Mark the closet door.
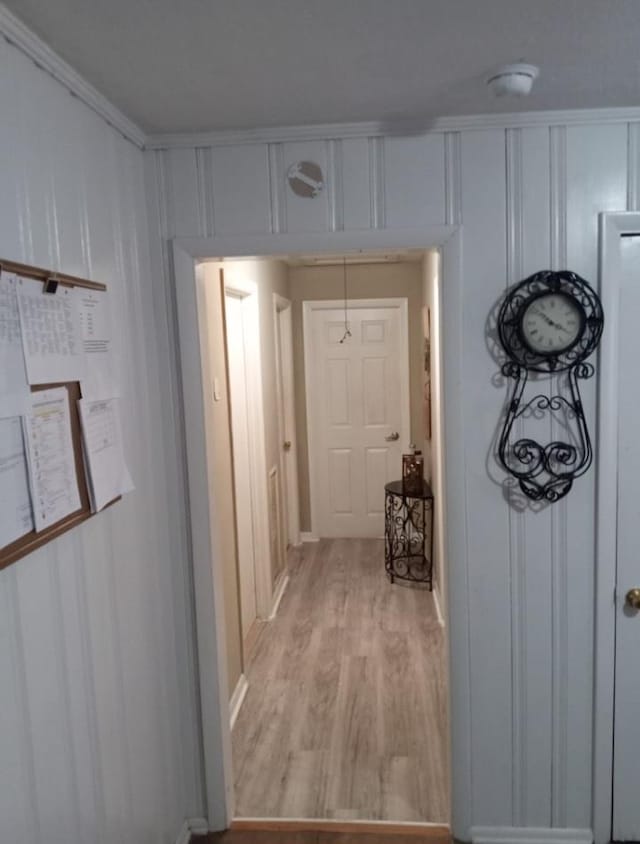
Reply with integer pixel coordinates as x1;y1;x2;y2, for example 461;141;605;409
612;233;640;841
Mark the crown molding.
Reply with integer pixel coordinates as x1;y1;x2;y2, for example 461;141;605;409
146;106;640;150
2;2;638;155
0;3;146;148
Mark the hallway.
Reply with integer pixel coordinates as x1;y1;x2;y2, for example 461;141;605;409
232;538;449;822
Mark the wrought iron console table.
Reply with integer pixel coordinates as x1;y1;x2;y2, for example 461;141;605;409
384;479;434;587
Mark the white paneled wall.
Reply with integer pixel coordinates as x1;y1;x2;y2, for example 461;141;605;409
148;115;640;839
0;36;202;844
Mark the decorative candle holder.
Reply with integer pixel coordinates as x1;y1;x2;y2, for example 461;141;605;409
402;451;424;495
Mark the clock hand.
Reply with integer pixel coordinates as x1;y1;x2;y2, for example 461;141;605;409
545;315;571;333
531;306;555;326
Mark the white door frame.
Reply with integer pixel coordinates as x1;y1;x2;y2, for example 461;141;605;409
303;297;411;540
593;211;640;844
221;270;273;624
273;293;301;547
172;227;469;837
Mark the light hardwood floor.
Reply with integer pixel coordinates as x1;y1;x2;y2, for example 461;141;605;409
231;538;449;823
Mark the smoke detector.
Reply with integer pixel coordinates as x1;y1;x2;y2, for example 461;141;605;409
486;63;539;97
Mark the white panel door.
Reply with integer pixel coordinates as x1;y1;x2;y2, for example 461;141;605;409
224;293;258;641
307;302;410;538
613;234;640;841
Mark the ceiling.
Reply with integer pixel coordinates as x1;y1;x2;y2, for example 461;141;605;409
5;0;640;135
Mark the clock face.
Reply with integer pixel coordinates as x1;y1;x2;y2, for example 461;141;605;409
520;293;584;355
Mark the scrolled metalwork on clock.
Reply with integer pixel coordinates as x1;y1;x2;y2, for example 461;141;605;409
496;270;604;503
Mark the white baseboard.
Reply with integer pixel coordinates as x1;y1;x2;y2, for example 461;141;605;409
236;816;447;829
433;585;445;628
175;821;191;844
470;827;593;844
229;674;249;729
175;817;209;844
300;531;319;542
269;572;290;619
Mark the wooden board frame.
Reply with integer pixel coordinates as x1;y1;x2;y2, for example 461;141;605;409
0;257;118;572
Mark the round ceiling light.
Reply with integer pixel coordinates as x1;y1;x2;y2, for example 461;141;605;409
486;63;539;97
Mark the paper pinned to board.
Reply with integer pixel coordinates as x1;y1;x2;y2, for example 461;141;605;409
78;397;133;513
0;415;34;547
0;273;31;417
76;289;118;400
23;387;81;532
17;276;85;384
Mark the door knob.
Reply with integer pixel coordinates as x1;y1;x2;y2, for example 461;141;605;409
625;588;640;610
385;431;400;442
283;440;292;451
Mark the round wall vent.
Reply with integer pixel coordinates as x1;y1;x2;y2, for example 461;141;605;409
287;161;324;198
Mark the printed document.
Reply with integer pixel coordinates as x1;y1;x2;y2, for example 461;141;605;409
0;273;30;416
17;277;85;384
0;416;34;546
23;387;81;531
78;397;133;512
77;289;117;399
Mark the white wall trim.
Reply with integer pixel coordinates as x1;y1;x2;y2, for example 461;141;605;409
146;106;640;150
268;572;289;620
433;585;445;628
273;293;301;547
300;531;319;543
444;132;462;227
174;817;210;844
222;270;274;621
229;674;249;730
188;817;210;836
593;212;640;844
628;123;640;212
0;4;146;148
173;227;468;836
174;820;191;844
302;297;410;540
235;817;448;830
470;827;593;844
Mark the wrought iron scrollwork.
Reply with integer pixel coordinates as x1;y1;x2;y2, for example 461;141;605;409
496;271;604;503
384;481;433;586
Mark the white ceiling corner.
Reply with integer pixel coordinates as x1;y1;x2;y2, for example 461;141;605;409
2;0;640;139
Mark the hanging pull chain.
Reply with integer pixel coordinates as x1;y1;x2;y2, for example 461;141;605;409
339;257;352;344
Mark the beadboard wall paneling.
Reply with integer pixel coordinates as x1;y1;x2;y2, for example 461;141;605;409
150;113;635;839
561;123;628;828
458;129;512;826
383;134;446;229
339;137;371;230
517;126;553;828
281;140;329;233
211;144;272;235
0;36;202;844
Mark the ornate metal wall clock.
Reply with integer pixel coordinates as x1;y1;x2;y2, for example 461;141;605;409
497;270;604;503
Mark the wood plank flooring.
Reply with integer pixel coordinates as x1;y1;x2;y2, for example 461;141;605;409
232;538;449;823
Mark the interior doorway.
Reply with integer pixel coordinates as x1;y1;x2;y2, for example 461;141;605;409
172;226;468;837
204;248;450;828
